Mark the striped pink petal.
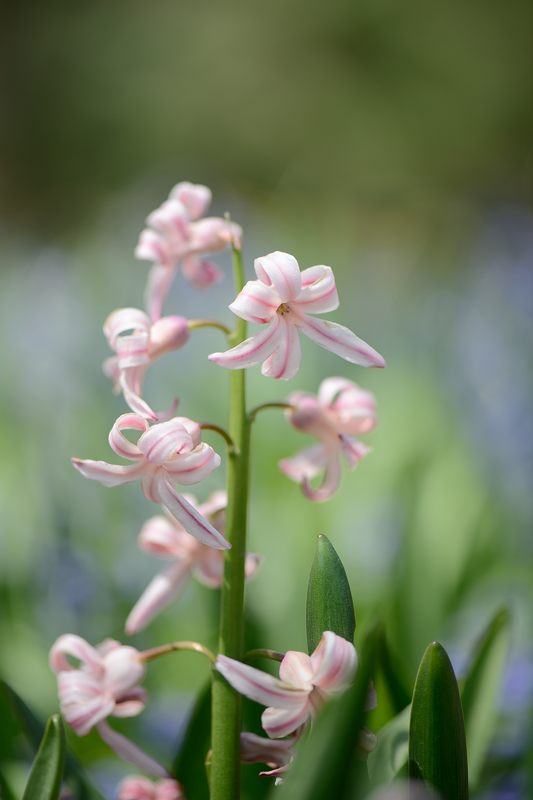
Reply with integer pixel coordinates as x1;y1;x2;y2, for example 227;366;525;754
144;263;178;322
279;651;314;690
301;452;342;502
49;634;104;676
96;721;168;778
229;280;279;324
261;316;301;380
108;414;148;459
339;435;371;468
125;560;193;635
254;252;301;302
297;315;386;368
240;731;295;767
135;230;173;266
104;308;151;348
147;198;189;239
71;458;146;488
120;368;175;423
261;701;312;739
138;514;195;559
113;689;148;718
310;631;357;692
163;443;221;485
188;218;241;254
157;478;230;550
279;444;328;483
103;647;145;696
137;419;193;465
181;255;222;287
170;181;212;220
296;266;339;314
318;377;377;434
216;656;309;709
149;316;190;360
208;317;280;370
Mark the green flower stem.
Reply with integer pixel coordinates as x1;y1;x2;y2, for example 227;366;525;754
139;641;215;664
210;244;249;800
248;401;294;421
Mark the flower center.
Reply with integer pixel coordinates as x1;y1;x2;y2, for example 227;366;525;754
277;303;291;316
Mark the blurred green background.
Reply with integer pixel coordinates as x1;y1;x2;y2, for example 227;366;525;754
1;1;532;797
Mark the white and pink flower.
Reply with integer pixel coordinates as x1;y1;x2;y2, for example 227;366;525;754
209;251;385;380
103;308;190;421
117;776;184;800
135;182;241;320
216;632;357;738
50;635;166;777
71;414;228;549
279;377;377;501
126;491;260;634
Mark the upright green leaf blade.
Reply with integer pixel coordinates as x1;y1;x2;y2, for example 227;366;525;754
22;714;65;800
461;607;511;788
368;704;411;786
173;682;211;800
306;534;355;654
409;641;469;799
275;624;380;800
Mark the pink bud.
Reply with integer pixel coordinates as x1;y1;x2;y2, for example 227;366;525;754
148;316;190;360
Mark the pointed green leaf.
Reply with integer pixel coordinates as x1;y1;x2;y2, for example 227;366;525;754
461;607;511;788
22;714;65;800
368;704;411;786
409;641;469;799
306;534;355;654
173;682;211;800
275;624;380;800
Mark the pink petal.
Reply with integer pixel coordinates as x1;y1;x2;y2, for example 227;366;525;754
108;413;148;459
216;656;309;709
113;695;148;718
229;280;279;324
310;631;357;692
147;198;189;238
157;479;231;550
240;731;294;767
301;453;342;502
119;368;160;423
149;316;190;360
339;435;371;468
297;316;386;368
181;255;222;287
135;230;172;266
163;443;221;485
261;702;312;738
125;560;193;635
144;263;178;322
198;489;227;519
319;378;377;434
96;721;168;778
116;776;155;800
170;181;212;220
61;691;115;737
208;317;280;370
104;308;151;348
71;458;146;488
49;634;104;675
188;218;241;254
254;252;301;302
295;266;339;314
193;549;225;587
261;317;302;380
279;444;328;483
103;647;145;695
137;419;193;465
138;515;194;559
279;652;314;690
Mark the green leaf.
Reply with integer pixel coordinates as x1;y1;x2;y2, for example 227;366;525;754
22;714;65;800
461;607;511;788
173;682;211;800
275;624;380;800
306;534;355;654
368;704;410;786
409;641;469;799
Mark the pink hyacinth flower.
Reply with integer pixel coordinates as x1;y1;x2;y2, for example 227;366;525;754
209;251;385;380
279;377;377;501
216;631;357;738
117;776;184;800
135;182;242;320
240;731;297;783
71;414;229;550
126;491;260;634
50;635;167;777
103;308;190;421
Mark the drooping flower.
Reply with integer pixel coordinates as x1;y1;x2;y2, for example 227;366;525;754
117;776;184;800
216;631;357;738
103;308;190;421
209;251;385;380
240;731;297;783
71;414;229;549
49;635;167;777
135;182;241;320
279;377;377;501
126;491;260;634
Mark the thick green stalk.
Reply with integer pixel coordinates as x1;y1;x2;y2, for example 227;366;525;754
210;245;249;800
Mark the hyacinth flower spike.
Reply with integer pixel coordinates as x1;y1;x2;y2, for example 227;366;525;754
50;635;167;777
71;414;229;549
126;491;260;634
135;181;242;320
216;631;357;738
209;251;385;380
117;776;185;800
279;377;377;501
103;307;190;421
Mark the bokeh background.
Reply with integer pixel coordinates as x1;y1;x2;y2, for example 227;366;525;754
1;1;532;798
